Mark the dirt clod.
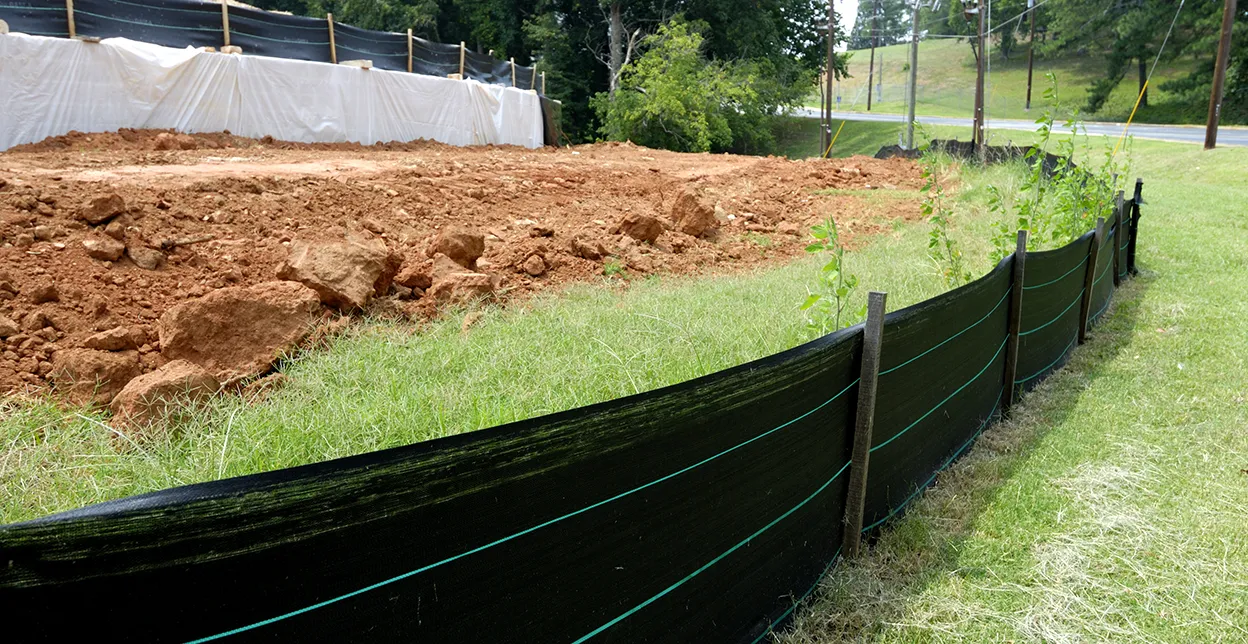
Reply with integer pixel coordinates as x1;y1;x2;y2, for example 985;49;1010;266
83;236;125;261
522;254;546;277
50;348;141;406
29;279;59;303
126;245;164;270
80;193;127;225
430;226;485;268
277;235;395;310
428;272;494;304
111;359;220;427
672;190;718;238
158;281;321;383
613;213;664;244
83;326;145;352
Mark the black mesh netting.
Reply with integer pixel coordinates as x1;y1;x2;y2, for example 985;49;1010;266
0;0;538;89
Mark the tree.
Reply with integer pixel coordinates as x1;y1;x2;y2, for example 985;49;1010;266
593;20;757;152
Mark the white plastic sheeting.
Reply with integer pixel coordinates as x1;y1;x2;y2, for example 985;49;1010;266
0;33;545;151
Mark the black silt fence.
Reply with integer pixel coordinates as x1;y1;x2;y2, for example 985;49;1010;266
0;0;70;37
0;186;1147;642
0;0;538;90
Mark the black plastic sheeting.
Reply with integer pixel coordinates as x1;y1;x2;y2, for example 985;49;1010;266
73;0;220;50
864;257;1012;531
0;0;537;89
0;197;1143;642
0;325;862;643
227;5;330;64
1016;232;1094;392
0;0;71;37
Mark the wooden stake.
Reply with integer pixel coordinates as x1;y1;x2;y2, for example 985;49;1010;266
459;41;466;78
220;0;230;47
530;64;537;91
1003;230;1027;412
1118;189;1128;288
510;57;516;87
1078;218;1105;344
327;14;336;65
843;291;887;558
406;29;413;73
541;71;546;95
65;0;76;39
1128;179;1143;275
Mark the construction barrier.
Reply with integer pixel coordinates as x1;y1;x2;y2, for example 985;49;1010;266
0;0;537;88
0;185;1147;642
0;33;546;151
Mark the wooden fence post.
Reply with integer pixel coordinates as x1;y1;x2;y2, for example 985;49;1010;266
510;57;516;87
406;29;413;73
327;14;336;65
1078;217;1105;344
220;0;230;47
1128;179;1143;275
459;41;466;78
842;290;887;558
65;0;76;39
1003;230;1027;413
1113;190;1124;287
541;71;546;95
530;64;537;91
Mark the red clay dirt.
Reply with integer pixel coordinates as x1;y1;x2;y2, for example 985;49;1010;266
0;129;925;397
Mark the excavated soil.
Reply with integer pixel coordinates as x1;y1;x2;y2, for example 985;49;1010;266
0;129;925;396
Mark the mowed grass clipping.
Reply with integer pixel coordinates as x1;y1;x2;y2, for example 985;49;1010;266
780;141;1248;641
2;175;997;524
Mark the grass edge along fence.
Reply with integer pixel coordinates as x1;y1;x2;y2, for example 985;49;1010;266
0;0;542;91
0;184;1145;642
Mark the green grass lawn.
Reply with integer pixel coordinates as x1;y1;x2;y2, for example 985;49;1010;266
3;130;1245;639
815;38;1217;125
781;138;1248;641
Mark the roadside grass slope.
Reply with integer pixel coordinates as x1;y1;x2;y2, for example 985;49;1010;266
818;38;1209;125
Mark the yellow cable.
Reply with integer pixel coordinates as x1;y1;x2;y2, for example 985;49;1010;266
823;121;847;158
1113;79;1148;159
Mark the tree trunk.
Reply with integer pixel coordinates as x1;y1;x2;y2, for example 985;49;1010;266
1138;57;1148;108
609;2;623;97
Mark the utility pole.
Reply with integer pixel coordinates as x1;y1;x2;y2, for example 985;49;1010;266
971;0;986;151
1024;0;1036;111
1205;0;1237;150
825;0;836;153
906;0;921;148
867;0;880;111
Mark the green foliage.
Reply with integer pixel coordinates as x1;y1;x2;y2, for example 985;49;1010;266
987;74;1131;261
592;21;757;153
919;151;972;287
602;257;627;278
800;218;863;334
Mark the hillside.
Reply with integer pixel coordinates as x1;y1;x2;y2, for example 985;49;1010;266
818;38;1213;124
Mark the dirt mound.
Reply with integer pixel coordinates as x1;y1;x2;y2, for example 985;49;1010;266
0;130;925;397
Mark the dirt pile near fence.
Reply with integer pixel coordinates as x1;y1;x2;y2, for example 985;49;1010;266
0;131;924;403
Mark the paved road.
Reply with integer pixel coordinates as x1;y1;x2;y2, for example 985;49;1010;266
793;108;1248;147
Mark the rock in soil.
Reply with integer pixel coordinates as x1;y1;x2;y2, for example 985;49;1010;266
127;245;165;270
428;272;494;304
158;281;321;383
28;279;59;304
0;316;18;338
277;235;398;310
671;190;718;238
429;226;485;268
83;326;145;352
50;348;141;406
613;213;663;243
82;236;125;261
110;359;220;427
79;193;127;225
522;254;546;277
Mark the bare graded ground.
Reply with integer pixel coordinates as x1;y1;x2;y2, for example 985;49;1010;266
0;129;925;395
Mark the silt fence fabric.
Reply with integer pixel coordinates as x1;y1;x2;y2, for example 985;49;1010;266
0;185;1144;641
